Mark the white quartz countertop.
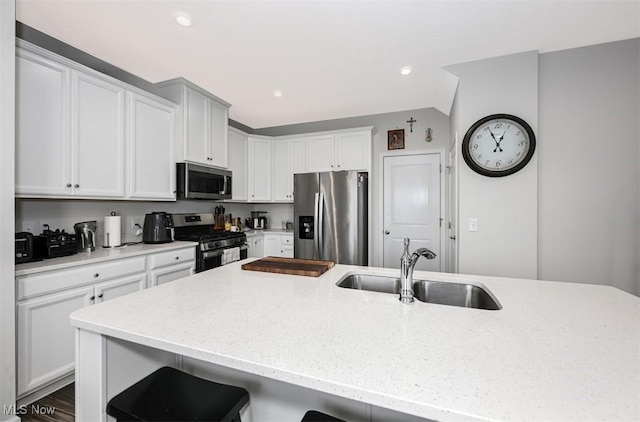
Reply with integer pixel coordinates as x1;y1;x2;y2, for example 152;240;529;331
70;261;640;421
15;241;198;276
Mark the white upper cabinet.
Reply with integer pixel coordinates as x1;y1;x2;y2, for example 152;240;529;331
248;137;272;201
128;92;176;200
306;134;336;172
156;78;230;169
15;41;178;201
72;71;126;198
15;48;71;196
273;137;306;202
228;128;248;201
183;87;208;164
272;139;292;201
306;129;371;173
335;130;370;171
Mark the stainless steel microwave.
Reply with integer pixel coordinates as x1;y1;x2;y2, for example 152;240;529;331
176;163;232;200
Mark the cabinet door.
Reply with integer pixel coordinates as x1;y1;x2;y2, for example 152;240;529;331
128;93;176;200
263;235;280;257
336;131;369;171
247;235;264;258
248;138;272;201
183;87;209;165
72;71;126;198
94;273;146;303
15;49;71;196
209;99;229;168
228;130;248;200
149;262;195;287
17;285;94;396
306;134;336;172
290;138;307;175
280;245;294;258
254;236;264;258
272;139;292;201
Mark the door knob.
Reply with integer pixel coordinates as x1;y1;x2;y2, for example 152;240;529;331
384;230;390;235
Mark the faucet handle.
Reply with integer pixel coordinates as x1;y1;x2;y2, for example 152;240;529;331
403;237;410;251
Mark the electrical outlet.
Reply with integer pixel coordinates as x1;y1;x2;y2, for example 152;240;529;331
468;218;478;232
21;221;36;233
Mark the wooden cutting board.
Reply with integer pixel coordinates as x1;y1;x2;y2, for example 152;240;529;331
241;257;335;277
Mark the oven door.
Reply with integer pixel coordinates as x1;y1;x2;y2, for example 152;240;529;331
199;244;249;273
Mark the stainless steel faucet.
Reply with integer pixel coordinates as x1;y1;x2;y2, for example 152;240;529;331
399;238;437;303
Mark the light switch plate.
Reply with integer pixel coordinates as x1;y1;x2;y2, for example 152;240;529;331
468;218;478;232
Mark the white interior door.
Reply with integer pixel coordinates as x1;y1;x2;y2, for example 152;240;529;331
383;154;441;271
447;142;459;273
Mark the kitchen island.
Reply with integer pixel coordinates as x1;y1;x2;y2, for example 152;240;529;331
70;260;640;421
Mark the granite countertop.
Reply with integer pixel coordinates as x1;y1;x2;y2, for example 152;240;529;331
15;241;198;276
70;261;640;421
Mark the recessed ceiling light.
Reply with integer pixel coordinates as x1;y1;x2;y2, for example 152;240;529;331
400;66;412;76
274;90;283;97
176;14;192;27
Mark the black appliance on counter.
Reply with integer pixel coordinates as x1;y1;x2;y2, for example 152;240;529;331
143;212;174;244
15;232;40;264
173;213;247;273
34;227;78;259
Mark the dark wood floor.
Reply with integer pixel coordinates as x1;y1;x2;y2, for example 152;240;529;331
21;383;74;422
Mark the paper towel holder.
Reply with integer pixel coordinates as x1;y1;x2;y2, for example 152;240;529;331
103;211;122;248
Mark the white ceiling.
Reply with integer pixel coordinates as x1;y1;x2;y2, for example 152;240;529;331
16;0;640;129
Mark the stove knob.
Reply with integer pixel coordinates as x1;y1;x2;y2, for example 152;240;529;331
215;242;221;247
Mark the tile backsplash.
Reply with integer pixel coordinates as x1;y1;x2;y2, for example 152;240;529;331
16;199;293;245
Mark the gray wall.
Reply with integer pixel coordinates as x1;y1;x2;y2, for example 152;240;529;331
256;108;451;267
445;51;539;280
538;38;640;295
1;1;16;418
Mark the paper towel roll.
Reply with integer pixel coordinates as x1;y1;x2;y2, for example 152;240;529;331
103;215;121;247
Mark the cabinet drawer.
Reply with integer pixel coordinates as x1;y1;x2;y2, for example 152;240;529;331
280;235;293;246
18;257;146;300
148;247;195;270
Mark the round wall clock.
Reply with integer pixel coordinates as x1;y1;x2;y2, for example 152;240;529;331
461;114;536;177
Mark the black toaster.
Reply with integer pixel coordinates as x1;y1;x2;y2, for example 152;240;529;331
15;232;40;264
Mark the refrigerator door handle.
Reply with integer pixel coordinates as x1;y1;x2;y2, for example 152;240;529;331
314;192;320;257
318;192;325;258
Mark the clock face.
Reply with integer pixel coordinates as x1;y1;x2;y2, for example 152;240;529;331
462;114;536;177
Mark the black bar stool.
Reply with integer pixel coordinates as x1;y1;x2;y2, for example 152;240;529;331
301;410;345;422
107;366;249;422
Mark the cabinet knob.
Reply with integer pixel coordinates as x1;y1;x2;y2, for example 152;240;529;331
98;293;104;299
94;273;99;278
330;165;334;168
385;231;390;235
175;256;180;260
66;183;72;188
74;184;80;188
89;295;95;301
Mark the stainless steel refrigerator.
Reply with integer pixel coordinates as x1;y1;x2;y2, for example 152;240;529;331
294;171;368;265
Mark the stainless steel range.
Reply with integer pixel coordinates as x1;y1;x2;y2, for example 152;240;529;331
172;213;248;273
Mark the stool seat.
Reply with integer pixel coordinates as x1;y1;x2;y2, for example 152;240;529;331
107;366;249;422
301;410;345;422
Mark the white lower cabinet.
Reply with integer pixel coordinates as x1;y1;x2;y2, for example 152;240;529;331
17;272;145;397
247;234;265;258
16;246;195;400
263;233;294;258
147;248;195;287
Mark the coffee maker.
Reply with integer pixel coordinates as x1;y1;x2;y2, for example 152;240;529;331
74;221;97;252
251;211;268;230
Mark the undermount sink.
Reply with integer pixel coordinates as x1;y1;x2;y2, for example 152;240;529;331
336;274;502;310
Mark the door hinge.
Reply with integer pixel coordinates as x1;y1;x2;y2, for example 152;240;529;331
440;218;443;227
440;164;442;173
